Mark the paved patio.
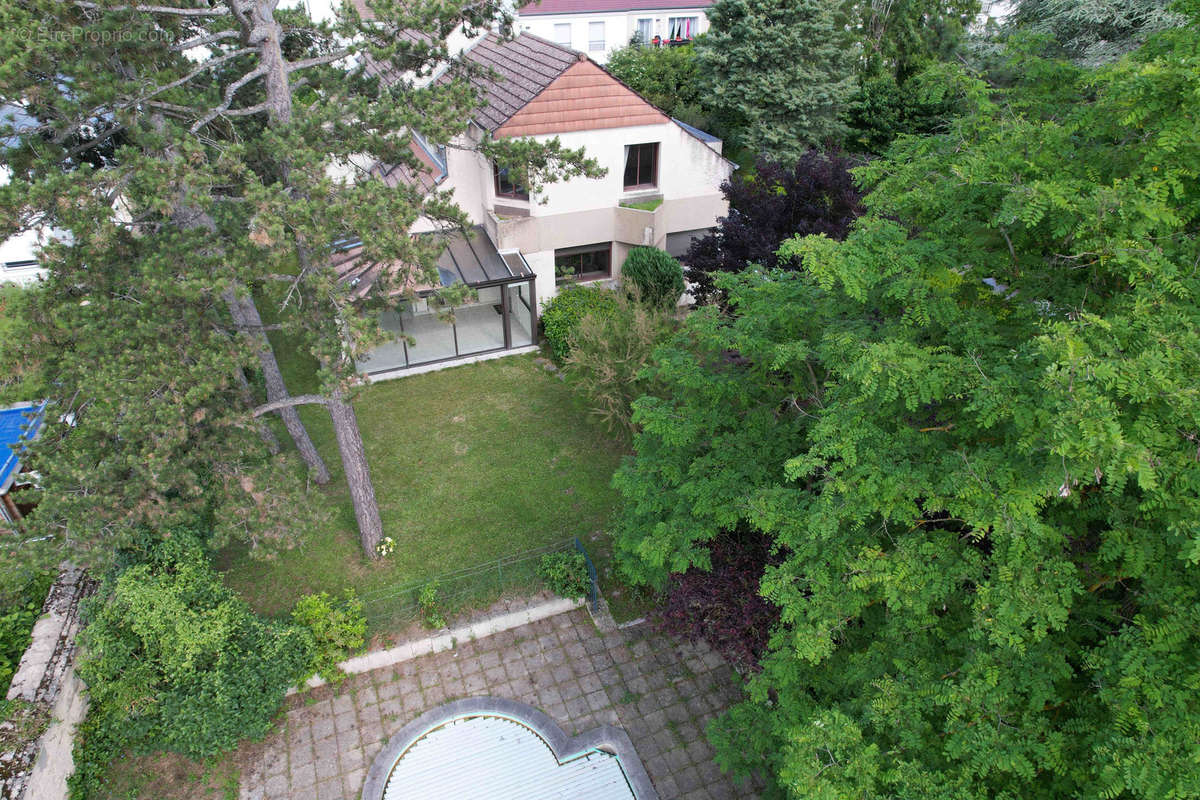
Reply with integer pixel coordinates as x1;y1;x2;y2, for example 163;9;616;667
239;608;760;800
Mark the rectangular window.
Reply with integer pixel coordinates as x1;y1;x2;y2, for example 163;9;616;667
588;21;605;51
553;22;571;47
555;243;612;283
493;162;528;201
667;16;697;39
622;142;658;190
635;18;652;45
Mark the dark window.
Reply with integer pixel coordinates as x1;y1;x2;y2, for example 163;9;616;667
623;142;658;190
493;163;528;201
555;243;612;283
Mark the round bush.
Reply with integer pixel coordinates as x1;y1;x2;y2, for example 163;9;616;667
621;247;684;307
540;284;619;363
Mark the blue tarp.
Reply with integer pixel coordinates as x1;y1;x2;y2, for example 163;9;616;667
0;402;45;492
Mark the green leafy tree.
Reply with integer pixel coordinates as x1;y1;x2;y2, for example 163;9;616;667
606;43;708;128
696;0;856;160
617;15;1200;799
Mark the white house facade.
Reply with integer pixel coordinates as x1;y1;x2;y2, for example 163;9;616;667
515;0;713;63
343;33;733;379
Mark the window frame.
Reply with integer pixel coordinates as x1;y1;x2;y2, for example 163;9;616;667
635;18;652;44
667;15;697;39
493;162;529;202
622;142;659;191
588;21;605;51
553;22;572;47
554;242;612;284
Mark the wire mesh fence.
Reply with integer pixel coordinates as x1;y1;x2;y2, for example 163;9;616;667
358;538;593;631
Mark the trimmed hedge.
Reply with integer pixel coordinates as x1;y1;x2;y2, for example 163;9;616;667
621;246;684;308
540;284;619;363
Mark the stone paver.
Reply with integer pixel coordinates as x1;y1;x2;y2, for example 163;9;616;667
239;608;760;800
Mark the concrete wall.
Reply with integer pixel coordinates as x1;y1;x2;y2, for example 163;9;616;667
2;569;94;800
516;9;711;63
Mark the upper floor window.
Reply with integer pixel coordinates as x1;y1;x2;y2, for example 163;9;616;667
634;18;652;45
623;142;658;190
588;21;605;51
493;163;528;201
667;16;697;39
553;23;571;47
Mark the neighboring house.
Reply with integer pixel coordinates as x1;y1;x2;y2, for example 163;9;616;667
0;230;48;286
0;402;45;525
515;0;713;63
343;32;733;379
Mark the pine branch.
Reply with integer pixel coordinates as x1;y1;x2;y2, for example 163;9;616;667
190;65;267;132
75;1;230;16
251;395;329;417
286;49;352;73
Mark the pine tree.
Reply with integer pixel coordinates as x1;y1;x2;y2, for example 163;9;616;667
0;0;599;564
696;0;857;160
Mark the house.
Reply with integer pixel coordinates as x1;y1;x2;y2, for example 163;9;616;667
515;0;714;63
344;32;733;378
0;231;48;286
0;402;45;524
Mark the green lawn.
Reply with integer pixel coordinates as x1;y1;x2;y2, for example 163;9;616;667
217;353;629;625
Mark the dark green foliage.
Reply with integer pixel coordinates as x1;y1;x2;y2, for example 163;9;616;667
540;285;620;363
537;551;590;600
70;534;312;795
696;0;856;160
617;18;1200;799
565;289;675;436
841;63;970;154
621;247;684;308
0;571;53;692
291;590;367;684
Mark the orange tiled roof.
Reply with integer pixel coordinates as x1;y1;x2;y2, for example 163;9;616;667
495;59;668;137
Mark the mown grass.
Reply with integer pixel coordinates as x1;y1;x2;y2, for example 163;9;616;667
216;351;632;627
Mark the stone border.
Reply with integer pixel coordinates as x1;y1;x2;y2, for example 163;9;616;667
2;567;95;800
290;597;584;694
362;697;660;800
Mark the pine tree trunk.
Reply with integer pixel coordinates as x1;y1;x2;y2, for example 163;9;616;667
326;390;383;558
244;0;382;556
224;290;332;484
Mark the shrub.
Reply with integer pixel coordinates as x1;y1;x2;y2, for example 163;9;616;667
417;582;447;629
70;534;312;796
0;571;53;693
540;284;619;363
657;529;780;669
684;150;863;305
537;551;590;600
291;590;367;684
565;289;674;436
621;247;685;308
